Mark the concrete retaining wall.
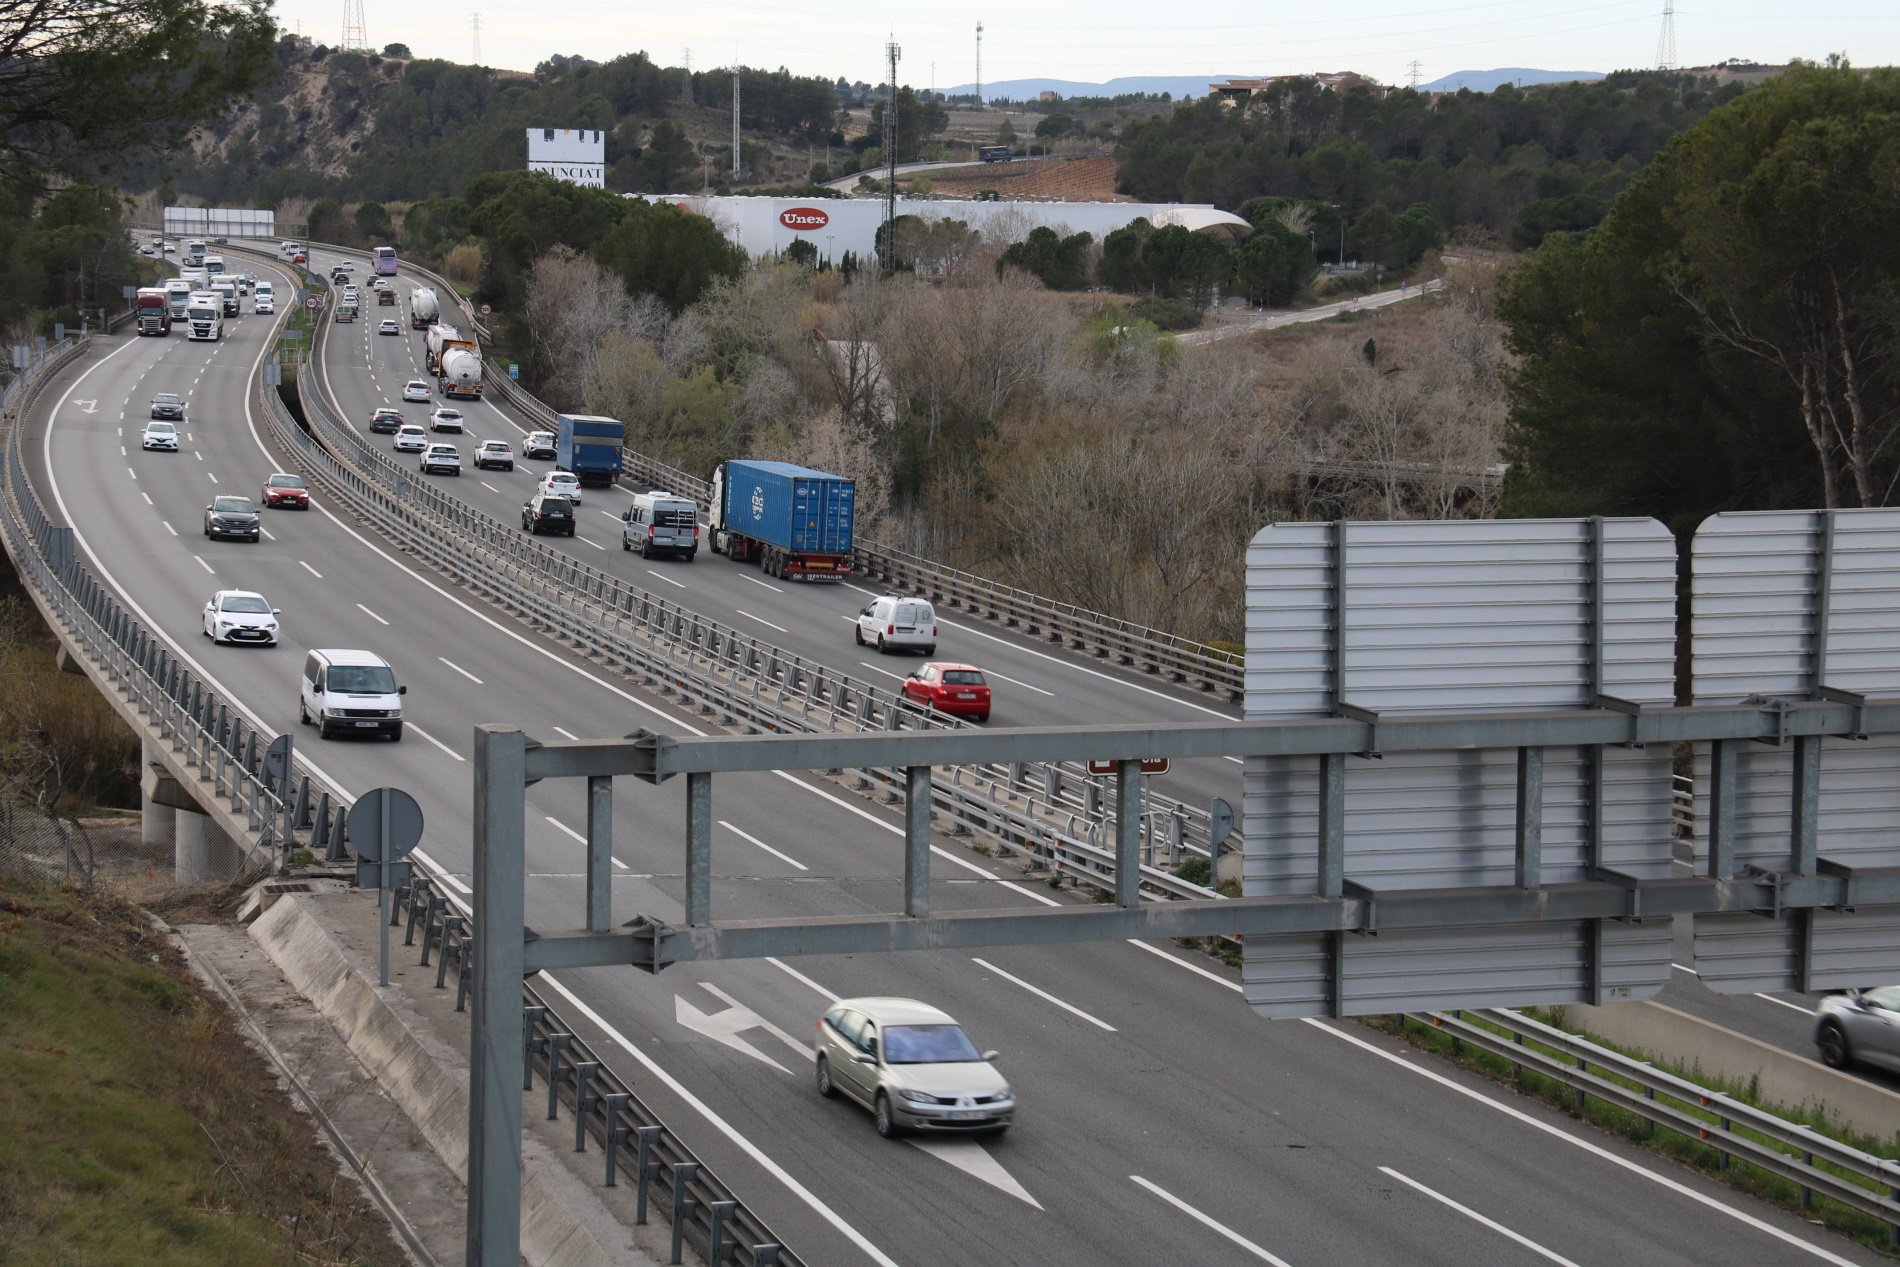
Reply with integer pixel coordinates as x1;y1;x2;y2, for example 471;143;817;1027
1567;1000;1900;1146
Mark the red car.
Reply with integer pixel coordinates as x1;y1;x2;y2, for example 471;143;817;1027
261;472;310;510
291;252;307;264
902;662;991;723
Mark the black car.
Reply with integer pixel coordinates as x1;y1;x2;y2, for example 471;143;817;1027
150;393;185;421
368;408;405;434
522;493;577;536
204;496;261;542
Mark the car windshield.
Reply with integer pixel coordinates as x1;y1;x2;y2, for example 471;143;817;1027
212;497;253;513
268;475;305;488
437;411;460;420
882;1024;983;1064
153;395;180;406
550;474;576;484
220;594;270;614
327;666;396;694
942;671;986;686
147;422;174;432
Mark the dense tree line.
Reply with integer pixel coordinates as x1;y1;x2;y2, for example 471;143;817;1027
1116;72;1747;251
1498;66;1900;526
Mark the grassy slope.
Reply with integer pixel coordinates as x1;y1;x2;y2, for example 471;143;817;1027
0;875;407;1266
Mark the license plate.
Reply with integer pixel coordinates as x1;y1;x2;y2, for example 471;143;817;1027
354;721;377;728
946;1111;980;1121
956;693;976;699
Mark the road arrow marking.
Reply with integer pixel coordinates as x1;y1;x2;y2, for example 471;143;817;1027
700;982;813;1061
908;1139;1041;1208
72;399;97;413
675;993;794;1074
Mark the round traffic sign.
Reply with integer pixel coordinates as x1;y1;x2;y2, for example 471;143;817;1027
348;787;424;862
303;296;321;311
479;303;493;316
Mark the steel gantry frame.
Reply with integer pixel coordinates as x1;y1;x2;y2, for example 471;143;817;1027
467;699;1900;1264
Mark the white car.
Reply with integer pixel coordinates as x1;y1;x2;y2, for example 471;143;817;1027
429;407;464;433
855;595;938;655
378;319;400;335
420;443;462;476
538;471;582;504
202;589;280;646
393;424;428;452
342;287;359;304
522;431;557;460
402;379;432;402
473;440;514;471
140;420;179;451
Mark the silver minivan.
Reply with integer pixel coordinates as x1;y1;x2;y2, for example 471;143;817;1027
855;595;937;655
299;648;405;740
621;491;699;560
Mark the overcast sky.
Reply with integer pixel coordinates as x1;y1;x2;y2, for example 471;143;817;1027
279;0;1898;93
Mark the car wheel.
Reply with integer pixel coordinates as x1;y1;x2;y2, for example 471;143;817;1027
854;625;865;646
250;534;260;543
299;699;310;725
1817;1022;1851;1069
876;635;887;653
975;712;990;723
622;536;632;551
389;726;402;743
920;646;935;656
318;719;335;740
874;1092;899;1139
815;1056;836;1099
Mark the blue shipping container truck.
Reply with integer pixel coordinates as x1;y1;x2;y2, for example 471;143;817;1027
556;414;625;487
709;459;854;580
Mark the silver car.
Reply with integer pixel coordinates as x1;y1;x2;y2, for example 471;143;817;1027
815;997;1013;1138
1815;987;1900;1071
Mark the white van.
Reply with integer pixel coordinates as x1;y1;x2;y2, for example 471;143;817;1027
621;491;699;560
253;281;274;315
854;595;937;655
299;648;405;740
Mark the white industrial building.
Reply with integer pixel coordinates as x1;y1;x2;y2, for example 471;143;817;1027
527;128;606;188
636;195;1250;262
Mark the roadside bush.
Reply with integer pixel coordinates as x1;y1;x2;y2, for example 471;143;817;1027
1127;295;1201;331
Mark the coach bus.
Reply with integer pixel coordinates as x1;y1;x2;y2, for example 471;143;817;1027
373;245;398;276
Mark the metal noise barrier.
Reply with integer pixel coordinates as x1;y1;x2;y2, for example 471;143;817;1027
0;338;335;878
394;870;799;1266
274;317;1220;905
1423;1009;1900;1243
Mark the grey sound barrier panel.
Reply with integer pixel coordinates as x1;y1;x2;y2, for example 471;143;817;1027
1242;519;1679;1018
1692;509;1900;992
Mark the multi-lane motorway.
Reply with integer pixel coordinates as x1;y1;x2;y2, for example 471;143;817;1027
17;241;1883;1266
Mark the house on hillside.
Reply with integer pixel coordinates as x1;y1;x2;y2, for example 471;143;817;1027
1210;72;1388;105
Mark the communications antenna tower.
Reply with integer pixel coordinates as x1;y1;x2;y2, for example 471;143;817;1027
882;38;900;273
340;0;368;52
974;21;982;108
731;65;742;177
1655;0;1677;70
682;49;693;103
471;12;482;65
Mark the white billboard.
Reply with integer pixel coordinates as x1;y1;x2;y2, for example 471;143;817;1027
527;128;605;188
163;207;276;238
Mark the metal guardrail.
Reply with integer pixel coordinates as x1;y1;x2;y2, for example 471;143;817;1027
271;281;1222;903
393;871;798;1267
0;336;345;877
1422;1009;1900;1241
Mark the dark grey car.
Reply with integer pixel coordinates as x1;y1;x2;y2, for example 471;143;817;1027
1815;986;1900;1072
204;495;261;542
815;996;1013;1138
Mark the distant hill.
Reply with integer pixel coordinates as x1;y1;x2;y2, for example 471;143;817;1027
942;74;1258;102
1419;68;1605;93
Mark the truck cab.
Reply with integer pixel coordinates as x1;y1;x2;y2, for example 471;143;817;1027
185;292;223;341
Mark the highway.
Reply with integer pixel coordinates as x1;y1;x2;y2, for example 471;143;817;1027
15;239;1885;1266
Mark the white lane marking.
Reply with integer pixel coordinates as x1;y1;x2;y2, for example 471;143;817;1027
1130;1175;1291;1265
195;450;204;461
141;493;152;505
720;820;808;871
769;769;1062;907
1126;940;1240;991
971;957;1116;1031
736;609;788;633
1378;1167;1582;1266
1309;1022;1864;1265
298;560;322;578
699;982;814;1060
537;974;905;1267
1672;962;1697;974
480;481;502;494
1754;993;1812;1014
767;957;838;1002
551;726;579;740
674;994;793;1073
841;580;1237;722
355;603;389;625
404;722;463;762
741;574;780;590
858;661;908;683
161;521;177;537
645;569;687;589
126;467;136;480
260;527;276;542
909;1138;1042;1207
437;656;483;684
976;667;1055;697
579;535;605;550
206;470;218;483
547;815;629;869
192;555;215;574
119;445;125;456
597;509;619;520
